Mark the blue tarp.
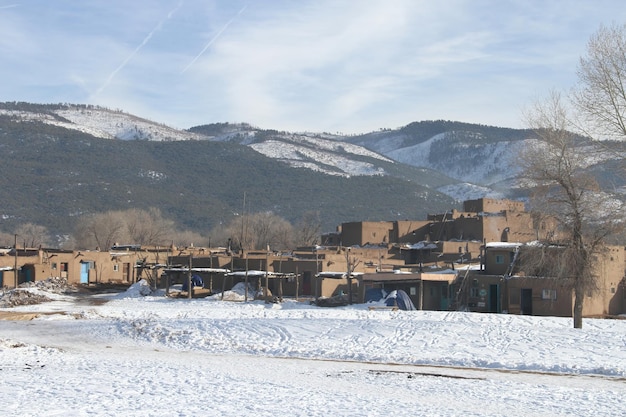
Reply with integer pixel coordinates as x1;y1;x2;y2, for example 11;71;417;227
182;274;204;291
385;290;416;311
364;288;386;303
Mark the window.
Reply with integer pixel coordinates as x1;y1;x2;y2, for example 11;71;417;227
495;254;505;264
470;287;480;298
51;262;57;270
113;264;119;272
541;289;557;300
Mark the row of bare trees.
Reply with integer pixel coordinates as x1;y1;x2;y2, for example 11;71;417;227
0;209;322;252
521;23;626;328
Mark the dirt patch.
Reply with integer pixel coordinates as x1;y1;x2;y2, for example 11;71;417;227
0;311;74;321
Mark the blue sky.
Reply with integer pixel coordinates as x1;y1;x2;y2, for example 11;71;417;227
2;0;626;134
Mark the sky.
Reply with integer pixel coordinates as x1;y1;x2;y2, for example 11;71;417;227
2;1;626;134
0;280;624;416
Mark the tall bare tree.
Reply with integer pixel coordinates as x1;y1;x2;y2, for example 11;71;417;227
521;91;624;328
573;23;626;140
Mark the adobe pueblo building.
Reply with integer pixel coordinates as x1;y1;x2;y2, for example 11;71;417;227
1;198;624;319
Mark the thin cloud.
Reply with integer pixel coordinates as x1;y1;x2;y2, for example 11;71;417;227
94;0;183;97
181;4;248;74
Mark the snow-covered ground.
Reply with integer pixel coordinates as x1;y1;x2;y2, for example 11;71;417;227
0;281;624;416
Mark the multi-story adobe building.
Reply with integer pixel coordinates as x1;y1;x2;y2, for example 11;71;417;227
460;242;626;317
330;198;557;248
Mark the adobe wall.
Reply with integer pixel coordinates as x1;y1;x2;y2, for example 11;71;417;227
394;220;431;243
463;198;525;213
584;246;626;316
0;248;172;288
344;221;395;246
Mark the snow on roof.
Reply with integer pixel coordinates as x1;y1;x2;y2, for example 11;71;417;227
485;242;522;248
226;270;296;277
165;267;231;273
404;242;438;250
316;271;364;279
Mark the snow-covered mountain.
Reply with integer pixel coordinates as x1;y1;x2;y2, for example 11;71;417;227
4;103;623;203
0;105;204;141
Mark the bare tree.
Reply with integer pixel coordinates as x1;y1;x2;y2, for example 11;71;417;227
294;210;322;247
170;230;210;248
13;223;51;248
246;212;294;250
219;211;294;251
0;232;16;247
74;211;126;250
521;91;624;328
573;23;626;140
74;208;187;250
125;208;175;246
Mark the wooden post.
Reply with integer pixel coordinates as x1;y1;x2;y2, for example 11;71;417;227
13;234;18;288
418;279;424;310
244;256;249;302
295;267;299;301
223;252;233;301
264;247;269;301
221;273;226;300
187;254;192;299
208;250;214;294
346;247;353;305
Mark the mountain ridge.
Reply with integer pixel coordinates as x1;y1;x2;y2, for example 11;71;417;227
2;102;624;242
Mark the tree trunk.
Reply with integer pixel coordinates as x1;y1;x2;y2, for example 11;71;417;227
573;286;584;329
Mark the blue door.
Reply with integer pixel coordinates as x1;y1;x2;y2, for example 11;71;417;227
80;262;89;284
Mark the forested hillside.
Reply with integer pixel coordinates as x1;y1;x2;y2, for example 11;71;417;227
0;115;456;241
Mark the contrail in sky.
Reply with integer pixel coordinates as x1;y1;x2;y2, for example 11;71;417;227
181;4;248;74
0;4;18;9
95;0;183;96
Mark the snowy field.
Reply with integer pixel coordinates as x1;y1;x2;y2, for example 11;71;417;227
0;281;625;417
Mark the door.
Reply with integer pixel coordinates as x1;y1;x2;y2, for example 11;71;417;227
520;288;533;315
80;262;89;284
23;268;33;282
302;271;312;295
489;284;500;313
440;283;449;310
123;263;130;282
